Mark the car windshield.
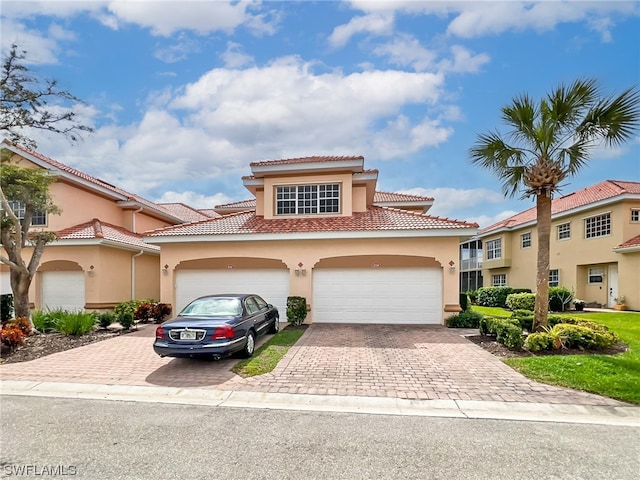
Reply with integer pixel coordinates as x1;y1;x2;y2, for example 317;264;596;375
180;298;242;317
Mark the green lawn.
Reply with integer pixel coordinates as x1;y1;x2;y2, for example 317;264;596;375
472;306;640;404
232;326;306;377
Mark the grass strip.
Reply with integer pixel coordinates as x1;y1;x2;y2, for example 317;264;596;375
232;327;305;377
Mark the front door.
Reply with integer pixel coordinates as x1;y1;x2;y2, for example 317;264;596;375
608;264;618;308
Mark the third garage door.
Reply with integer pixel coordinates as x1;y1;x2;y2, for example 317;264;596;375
313;268;442;324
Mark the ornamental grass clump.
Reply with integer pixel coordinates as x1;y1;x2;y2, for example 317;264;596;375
54;311;96;336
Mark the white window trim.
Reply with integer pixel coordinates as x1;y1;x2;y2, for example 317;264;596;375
486;238;502;260
631;209;640;223
520;231;532;249
557;222;571;241
583;211;611;239
588;267;605;284
549;269;559;287
491;273;507;287
274;182;341;216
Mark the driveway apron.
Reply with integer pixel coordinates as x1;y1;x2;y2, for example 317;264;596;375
0;324;625;406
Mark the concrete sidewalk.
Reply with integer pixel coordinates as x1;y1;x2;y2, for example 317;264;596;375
1;380;638;427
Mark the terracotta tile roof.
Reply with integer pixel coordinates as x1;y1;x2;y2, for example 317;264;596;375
8;143;185;222
480;180;640;234
215;199;258;210
56;219;159;251
250;155;364;167
374;191;434;202
615;234;640;251
197;209;222;218
147;206;478;238
157;203;215;222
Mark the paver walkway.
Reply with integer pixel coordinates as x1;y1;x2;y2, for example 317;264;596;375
0;324;626;406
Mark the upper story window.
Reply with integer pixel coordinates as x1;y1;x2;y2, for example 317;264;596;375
557;222;571;240
585;213;610;239
549;269;559;287
275;184;340;215
485;238;502;260
632;209;640;222
520;232;531;249
7;201;46;226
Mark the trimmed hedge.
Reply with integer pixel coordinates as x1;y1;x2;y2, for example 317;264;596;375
479;316;524;350
286;296;307;325
524;317;619;352
459;293;470;312
446;309;483;328
476;287;513;308
506;293;536;311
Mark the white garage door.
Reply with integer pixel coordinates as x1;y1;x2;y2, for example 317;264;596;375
41;271;85;312
175;269;290;317
1;272;11;295
313;268;442;324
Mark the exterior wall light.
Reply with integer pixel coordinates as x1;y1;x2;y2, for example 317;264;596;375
449;260;456;274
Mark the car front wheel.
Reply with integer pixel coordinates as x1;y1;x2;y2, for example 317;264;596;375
242;330;256;358
268;316;279;334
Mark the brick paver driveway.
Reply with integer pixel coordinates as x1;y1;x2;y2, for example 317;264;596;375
0;323;625;406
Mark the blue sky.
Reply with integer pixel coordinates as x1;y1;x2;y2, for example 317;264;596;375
2;1;639;227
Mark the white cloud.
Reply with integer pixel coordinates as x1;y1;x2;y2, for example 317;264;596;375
153;33;200;63
438;45;490;74
155;190;232;209
399;186;506;218
328;13;395;48
467;211;518;230
221;41;254;68
371;34;437;71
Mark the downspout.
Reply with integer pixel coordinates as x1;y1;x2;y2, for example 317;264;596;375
132;206;143;233
131;250;144;299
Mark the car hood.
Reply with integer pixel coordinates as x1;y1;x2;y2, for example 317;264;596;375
161;316;238;328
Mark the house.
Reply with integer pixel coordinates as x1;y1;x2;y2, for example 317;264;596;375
476;180;640;310
0;140;208;311
145;156;478;324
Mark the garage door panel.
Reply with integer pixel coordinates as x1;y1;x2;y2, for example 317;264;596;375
41;271;85;312
313;268;441;324
175;269;289;316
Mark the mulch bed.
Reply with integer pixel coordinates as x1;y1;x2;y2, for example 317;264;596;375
466;334;628;358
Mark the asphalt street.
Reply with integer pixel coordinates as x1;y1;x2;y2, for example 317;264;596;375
1;395;638;480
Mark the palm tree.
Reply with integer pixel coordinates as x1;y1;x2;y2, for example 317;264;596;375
470;79;639;331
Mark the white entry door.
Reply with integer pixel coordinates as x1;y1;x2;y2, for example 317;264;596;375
608;264;618;308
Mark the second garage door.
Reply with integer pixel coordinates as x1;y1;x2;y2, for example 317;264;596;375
313;268;442;324
175;269;290;316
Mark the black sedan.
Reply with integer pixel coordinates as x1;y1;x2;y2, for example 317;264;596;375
153;294;279;360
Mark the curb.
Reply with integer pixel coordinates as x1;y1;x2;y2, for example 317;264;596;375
1;380;638;427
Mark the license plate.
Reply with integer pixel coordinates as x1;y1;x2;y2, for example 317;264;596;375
180;331;196;340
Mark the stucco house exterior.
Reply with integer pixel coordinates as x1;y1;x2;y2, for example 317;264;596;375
476;180;640;311
145;156;478;324
0;140;211;311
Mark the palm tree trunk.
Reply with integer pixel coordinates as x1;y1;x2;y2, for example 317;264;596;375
533;193;552;331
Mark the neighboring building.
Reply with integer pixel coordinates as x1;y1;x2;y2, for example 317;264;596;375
146;156;478;324
459;238;483;292
477;180;640;310
0;140;210;311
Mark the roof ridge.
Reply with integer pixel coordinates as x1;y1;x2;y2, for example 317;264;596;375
373;206;479;228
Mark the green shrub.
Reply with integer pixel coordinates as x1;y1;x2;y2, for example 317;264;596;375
117;311;135;330
511;310;534;332
54;311;96;336
549;286;573;312
459;293;470;312
446;310;483;328
476;287;513;308
524;332;553;352
466;290;478;304
548;315;567;327
286;296;307;326
511;288;532;294
479;316;524;350
550;323;618;350
96;312;116;329
31;309;60;333
506;293;536;311
114;299;154;319
1;294;14;322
